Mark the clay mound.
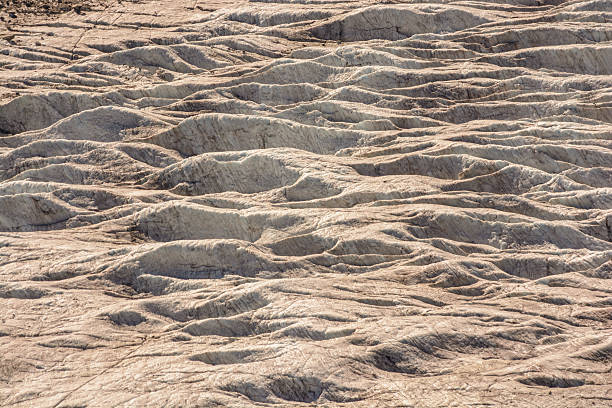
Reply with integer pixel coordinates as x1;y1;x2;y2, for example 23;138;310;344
0;0;611;406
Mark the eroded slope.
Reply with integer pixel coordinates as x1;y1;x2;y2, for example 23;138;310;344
1;0;611;406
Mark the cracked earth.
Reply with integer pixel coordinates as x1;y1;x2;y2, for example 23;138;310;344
0;0;611;406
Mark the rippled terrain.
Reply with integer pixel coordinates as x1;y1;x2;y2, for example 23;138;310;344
1;0;611;406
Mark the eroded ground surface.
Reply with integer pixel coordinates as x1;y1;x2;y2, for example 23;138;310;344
1;0;611;406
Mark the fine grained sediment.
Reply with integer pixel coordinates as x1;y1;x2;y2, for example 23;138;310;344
0;0;611;406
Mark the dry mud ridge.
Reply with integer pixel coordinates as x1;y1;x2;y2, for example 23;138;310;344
0;0;611;406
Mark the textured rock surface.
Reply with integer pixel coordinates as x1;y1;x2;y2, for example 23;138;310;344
1;0;612;406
